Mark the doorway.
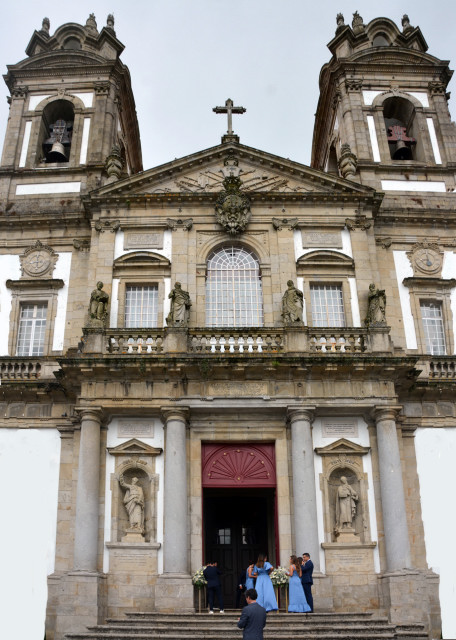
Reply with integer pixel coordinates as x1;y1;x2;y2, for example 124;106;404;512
203;488;276;609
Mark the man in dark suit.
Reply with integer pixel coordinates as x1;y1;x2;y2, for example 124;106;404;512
235;568;247;609
203;561;224;613
301;552;314;612
237;588;267;640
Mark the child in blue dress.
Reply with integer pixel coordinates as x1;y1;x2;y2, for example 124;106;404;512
287;555;311;613
245;561;255;590
253;554;278;612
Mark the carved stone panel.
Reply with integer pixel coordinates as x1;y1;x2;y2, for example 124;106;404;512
124;232;163;250
20;240;58;278
302;231;343;249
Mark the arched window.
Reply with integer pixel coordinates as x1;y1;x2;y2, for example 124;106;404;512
38;100;74;164
205;246;263;327
383;97;418;160
372;33;390;47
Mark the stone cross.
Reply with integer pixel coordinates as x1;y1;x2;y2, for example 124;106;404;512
213;98;246;134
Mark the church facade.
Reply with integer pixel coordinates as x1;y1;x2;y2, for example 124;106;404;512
0;12;454;640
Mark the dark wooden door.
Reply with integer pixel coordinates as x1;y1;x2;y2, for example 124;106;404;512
204;491;269;608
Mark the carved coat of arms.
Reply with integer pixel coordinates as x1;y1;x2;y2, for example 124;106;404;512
215;158;251;235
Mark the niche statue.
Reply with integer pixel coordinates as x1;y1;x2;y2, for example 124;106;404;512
335;476;358;530
119;473;145;533
166;282;191;327
281;280;304;325
89;281;109;325
365;283;386;326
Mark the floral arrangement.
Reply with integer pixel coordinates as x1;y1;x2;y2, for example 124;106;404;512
270;566;289;587
192;566;207;588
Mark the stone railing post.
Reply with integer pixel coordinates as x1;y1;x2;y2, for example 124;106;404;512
73;407;104;571
373;406;411;571
288;406;320;570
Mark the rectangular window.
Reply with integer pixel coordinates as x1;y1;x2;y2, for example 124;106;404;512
421;301;446;355
16;303;47;356
310;285;345;327
125;285;158;328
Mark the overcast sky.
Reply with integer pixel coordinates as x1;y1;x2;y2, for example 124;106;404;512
0;2;455;639
0;1;455;171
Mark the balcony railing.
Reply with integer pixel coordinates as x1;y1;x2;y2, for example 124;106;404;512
417;357;456;380
0;359;42;380
100;326;380;355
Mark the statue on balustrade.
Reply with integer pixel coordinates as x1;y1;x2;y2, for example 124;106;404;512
89;281;109;326
335;476;358;529
364;283;386;327
281;280;304;325
119;474;145;533
167;281;192;327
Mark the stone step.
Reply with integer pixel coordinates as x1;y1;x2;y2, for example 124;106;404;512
91;622;397;632
67;634;398;640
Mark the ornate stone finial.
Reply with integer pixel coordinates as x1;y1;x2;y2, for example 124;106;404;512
352;11;365;35
88;281;109;326
85;13;98;36
215;169;251;236
336;13;345;33
401;14;413;33
364;283;387;327
104;145;123;183
41;17;50;36
281;280;304;326
106;13;115;32
166;282;191;328
338;143;358;179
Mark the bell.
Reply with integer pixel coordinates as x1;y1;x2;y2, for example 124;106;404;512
47;141;67;163
392;140;412;160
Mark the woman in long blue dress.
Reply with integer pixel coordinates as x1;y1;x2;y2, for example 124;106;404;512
287;555;311;613
245;562;255;590
253;554;278;612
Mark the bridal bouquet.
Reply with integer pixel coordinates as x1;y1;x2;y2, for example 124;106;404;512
270;566;289;587
192;566;207;588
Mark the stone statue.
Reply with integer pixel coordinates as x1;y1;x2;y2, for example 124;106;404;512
336;476;358;529
166;282;191;327
365;283;386;326
336;13;345;32
338;143;358;179
402;14;413;33
89;281;109;324
281;280;304;325
41;17;50;36
119;474;144;532
106;13;115;31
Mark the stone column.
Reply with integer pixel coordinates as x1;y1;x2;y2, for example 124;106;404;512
288;407;320;570
73;407;103;571
373;407;411;571
156;407;193;612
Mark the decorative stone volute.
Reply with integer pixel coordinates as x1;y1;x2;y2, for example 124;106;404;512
105;145;123;183
338;143;358;179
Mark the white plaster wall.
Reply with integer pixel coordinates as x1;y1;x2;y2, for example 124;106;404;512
52;252;72;351
415;428;456;640
113;229;172;262
293;228;352;261
312;417;380;574
0;428;61;640
442;251;456;354
393;251;417;349
103;418;165;574
381;180;446;192
348;277;361;326
110;278;120;327
0;254;21;355
366;115;381;162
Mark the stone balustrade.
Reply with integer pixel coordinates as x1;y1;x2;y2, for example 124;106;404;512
106;330;165;354
308;328;366;353
0;359;42;379
188;328;285;353
417;357;456;380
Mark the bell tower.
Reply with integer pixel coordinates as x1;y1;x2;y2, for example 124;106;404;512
0;14;142;199
311;12;456;194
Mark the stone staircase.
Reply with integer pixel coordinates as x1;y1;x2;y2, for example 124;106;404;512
65;611;429;640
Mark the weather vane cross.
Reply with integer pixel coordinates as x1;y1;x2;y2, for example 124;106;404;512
213;98;246;134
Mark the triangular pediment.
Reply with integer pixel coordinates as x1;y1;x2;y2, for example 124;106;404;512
107;438;163;457
88;142;377;204
315;438;369;456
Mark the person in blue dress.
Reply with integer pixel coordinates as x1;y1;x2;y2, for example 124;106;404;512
245;561;255;590
287;555;311;613
253;554;278;612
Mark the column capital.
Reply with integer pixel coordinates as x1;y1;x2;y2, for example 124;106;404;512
74;406;104;423
371;405;402;423
287;406;316;425
161;406;190;425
